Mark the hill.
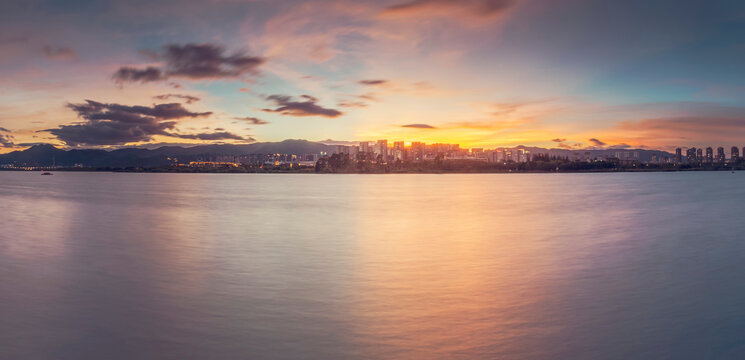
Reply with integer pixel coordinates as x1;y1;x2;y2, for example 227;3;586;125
0;140;334;167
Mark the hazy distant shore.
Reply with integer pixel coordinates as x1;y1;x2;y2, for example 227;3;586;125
2;165;740;174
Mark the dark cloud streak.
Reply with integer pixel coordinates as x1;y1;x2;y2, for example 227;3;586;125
262;95;343;118
235;116;269;124
153;94;201;104
114;43;265;83
172;131;246;141
358;79;388;86
114;67;164;83
401;123;436;129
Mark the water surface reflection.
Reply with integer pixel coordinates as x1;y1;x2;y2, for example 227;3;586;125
2;172;745;359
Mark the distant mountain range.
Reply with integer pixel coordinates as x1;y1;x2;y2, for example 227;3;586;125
0;140;334;167
0;140;673;168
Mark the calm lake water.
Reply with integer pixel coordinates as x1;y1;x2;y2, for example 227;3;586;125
2;171;745;359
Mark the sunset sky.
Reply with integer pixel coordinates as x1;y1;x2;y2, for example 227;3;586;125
2;0;745;153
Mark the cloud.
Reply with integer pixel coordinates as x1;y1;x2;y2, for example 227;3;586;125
44;100;211;146
68;100;211;120
358;79;388;86
0;134;14;147
114;43;265;83
401;123;437;129
608;143;632;149
551;138;566;142
0;127;9;132
172;131;246;141
42;46;77;60
556;143;573;149
113;67;164;83
235;116;269;125
153;94;200;104
381;0;517;20
262;95;343;118
338;101;368;108
588;138;606;146
357;93;380;101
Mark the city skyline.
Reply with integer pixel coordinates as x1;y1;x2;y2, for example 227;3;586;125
3;1;745;153
7;138;745;169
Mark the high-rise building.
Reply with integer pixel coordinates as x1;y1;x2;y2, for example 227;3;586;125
705;147;713;163
686;148;696;163
335;145;349;155
393;141;405;160
376;140;388;159
717;147;725;163
696;148;703;161
503;149;513;162
516;148;528;163
411;142;425;161
360;142;370;154
732;146;740;162
675;148;682;164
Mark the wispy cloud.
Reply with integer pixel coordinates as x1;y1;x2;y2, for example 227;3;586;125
338;101;368;108
42;45;76;60
380;0;517;22
235;116;269;125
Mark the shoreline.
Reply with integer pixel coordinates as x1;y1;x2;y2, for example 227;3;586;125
1;167;739;174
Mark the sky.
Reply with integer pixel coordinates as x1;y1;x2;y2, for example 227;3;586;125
2;0;745;153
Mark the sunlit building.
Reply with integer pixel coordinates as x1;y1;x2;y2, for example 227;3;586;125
376;140;388;159
411;142;425;161
393;141;405;160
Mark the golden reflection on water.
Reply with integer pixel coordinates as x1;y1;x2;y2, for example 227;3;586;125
346;175;569;358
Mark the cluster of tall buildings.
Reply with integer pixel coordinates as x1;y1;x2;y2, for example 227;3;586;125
674;146;742;164
334;140;531;163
